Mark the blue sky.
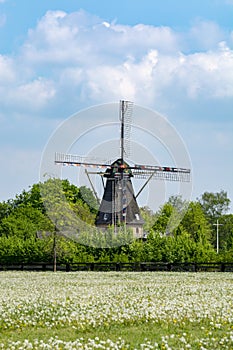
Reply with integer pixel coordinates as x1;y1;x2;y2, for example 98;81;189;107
0;0;233;212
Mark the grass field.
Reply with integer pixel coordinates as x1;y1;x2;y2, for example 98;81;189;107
0;271;232;349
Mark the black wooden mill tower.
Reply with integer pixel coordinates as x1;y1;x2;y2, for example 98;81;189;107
55;101;190;238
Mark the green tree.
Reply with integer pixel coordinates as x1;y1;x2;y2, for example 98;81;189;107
167;195;189;212
0;178;99;265
198;190;230;221
0;206;53;239
143;231;164;262
79;186;99;213
0;201;12;220
152;203;181;236
198;191;231;251
140;206;156;233
217;214;233;251
181;202;212;245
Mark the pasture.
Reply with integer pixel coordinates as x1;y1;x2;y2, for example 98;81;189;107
0;271;232;349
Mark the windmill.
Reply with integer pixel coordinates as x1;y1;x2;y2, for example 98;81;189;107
55;100;190;238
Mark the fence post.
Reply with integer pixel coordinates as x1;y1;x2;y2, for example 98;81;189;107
221;263;225;272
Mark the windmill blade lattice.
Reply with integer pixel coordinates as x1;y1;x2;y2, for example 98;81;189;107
119;100;133;159
55;152;112;168
132;164;190;182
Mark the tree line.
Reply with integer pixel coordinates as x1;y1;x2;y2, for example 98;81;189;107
0;178;232;264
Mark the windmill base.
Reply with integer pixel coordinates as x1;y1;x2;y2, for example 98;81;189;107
96;223;145;240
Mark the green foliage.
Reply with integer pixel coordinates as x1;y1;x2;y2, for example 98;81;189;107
140;206;156;232
152;203;174;235
0;201;12;220
197;191;231;251
0;181;232;264
181;202;212;244
79;186;99;213
0;206;53;239
0;235;52;264
216;214;233;251
198;190;230;221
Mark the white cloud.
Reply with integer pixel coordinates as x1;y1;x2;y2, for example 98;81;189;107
102;21;110;28
1;9;233;118
0;55;15;82
187;20;226;51
24;11;233;99
78;45;233;105
11;78;56;110
21;10;179;68
172;44;233;99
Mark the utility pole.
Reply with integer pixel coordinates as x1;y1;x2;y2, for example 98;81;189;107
213;219;223;254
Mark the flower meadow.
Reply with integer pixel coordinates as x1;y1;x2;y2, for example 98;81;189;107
0;271;232;349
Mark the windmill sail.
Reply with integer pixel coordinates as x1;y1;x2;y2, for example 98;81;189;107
132;164;191;182
55;152;111;168
119;100;133;161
